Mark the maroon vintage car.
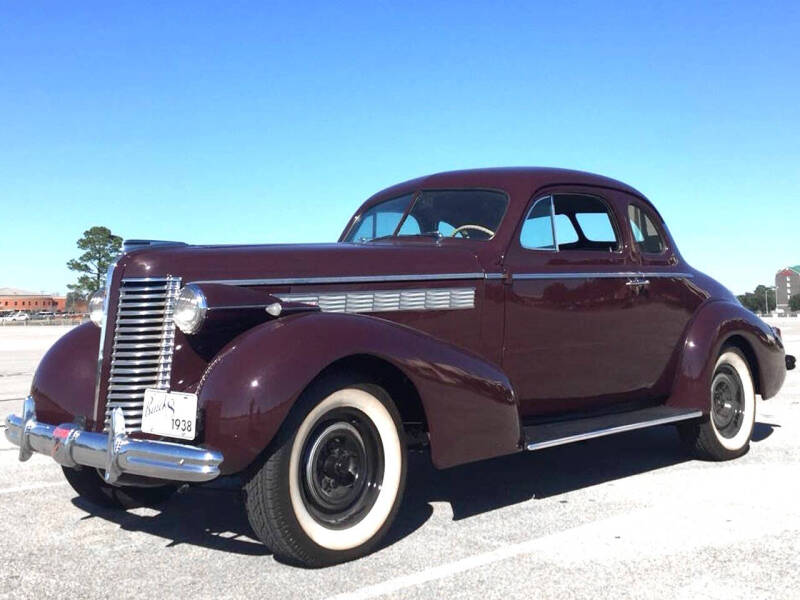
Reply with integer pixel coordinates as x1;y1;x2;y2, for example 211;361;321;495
6;167;794;566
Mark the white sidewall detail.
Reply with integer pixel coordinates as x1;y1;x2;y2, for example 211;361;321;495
710;351;755;451
288;388;402;551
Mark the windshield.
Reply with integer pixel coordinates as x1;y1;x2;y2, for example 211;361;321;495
344;189;508;242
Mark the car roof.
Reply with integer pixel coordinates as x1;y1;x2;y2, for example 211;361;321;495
362;167;646;209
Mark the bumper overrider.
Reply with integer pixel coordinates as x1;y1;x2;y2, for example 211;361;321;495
4;397;223;484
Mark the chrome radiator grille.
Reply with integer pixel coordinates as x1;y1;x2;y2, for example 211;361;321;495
104;277;181;431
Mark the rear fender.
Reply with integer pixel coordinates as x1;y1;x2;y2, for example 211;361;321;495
667;300;786;411
197;312;520;474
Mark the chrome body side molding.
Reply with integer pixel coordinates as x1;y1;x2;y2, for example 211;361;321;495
191;273;486;286
513;271;694;280
525;408;703;451
191;271;692;288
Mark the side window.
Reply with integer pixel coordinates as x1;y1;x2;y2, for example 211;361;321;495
437;221;456;237
396;214;421;236
628;204;665;254
554;214;579;244
346;194;414;242
576;213;616;242
520;196;556;250
520;194;620;252
553;195;620;252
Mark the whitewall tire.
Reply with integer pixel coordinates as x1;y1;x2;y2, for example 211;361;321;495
244;375;407;567
680;347;756;460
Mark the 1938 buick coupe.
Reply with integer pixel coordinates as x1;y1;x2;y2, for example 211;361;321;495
6;168;795;566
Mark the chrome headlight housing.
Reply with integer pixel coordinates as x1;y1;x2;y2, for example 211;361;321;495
174;284;208;334
89;288;106;327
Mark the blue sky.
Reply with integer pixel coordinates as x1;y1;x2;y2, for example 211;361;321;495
1;1;798;295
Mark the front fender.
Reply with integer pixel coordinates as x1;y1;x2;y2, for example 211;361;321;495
197;312;519;474
30;322;100;427
667;300;786;411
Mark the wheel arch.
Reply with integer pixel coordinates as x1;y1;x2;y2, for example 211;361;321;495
198;312;520;474
308;353;429;432
719;334;761;395
667;300;786;412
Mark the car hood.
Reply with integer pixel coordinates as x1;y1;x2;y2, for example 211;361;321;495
116;242;485;287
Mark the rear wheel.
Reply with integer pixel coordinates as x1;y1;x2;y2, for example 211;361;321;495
62;466;177;509
244;375;407;567
679;347;756;460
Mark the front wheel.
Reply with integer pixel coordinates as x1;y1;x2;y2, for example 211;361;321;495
244;376;407;567
679;347;756;460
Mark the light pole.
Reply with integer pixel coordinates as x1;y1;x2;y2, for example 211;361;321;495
764;286;776;315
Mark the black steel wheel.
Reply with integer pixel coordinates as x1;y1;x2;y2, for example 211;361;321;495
244;374;407;567
711;364;745;439
299;408;385;529
679;346;756;461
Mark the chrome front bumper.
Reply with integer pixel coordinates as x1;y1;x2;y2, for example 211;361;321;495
4;397;223;484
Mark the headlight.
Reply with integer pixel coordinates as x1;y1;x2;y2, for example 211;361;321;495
174;284;207;334
89;288;106;327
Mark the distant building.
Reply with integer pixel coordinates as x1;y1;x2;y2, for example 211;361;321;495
775;266;800;312
0;287;65;312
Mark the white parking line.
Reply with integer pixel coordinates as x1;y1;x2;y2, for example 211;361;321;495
327;479;796;600
327;538;545;600
0;481;66;495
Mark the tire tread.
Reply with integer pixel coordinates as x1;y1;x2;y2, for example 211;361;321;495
243;373;407;567
679;346;754;461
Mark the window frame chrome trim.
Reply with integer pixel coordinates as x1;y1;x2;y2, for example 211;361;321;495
549;195;559;252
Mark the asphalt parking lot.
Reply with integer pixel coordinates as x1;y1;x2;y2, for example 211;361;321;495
1;322;798;599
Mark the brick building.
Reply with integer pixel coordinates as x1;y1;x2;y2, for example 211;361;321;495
775;266;800;312
0;288;66;312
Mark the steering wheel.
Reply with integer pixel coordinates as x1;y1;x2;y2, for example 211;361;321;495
450;224;495;238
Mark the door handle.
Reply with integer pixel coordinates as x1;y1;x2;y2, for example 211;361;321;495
626;278;650;287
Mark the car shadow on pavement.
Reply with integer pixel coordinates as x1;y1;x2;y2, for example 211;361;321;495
751;421;779;442
72;485;271;556
70;421;779;560
390;420;776;527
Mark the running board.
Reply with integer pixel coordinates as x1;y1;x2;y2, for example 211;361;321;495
523;406;703;451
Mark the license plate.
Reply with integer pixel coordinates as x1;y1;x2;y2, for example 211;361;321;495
141;389;198;440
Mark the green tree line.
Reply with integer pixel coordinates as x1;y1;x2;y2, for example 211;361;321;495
737;284;800;313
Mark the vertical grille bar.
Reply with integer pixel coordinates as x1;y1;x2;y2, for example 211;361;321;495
104;277;181;431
